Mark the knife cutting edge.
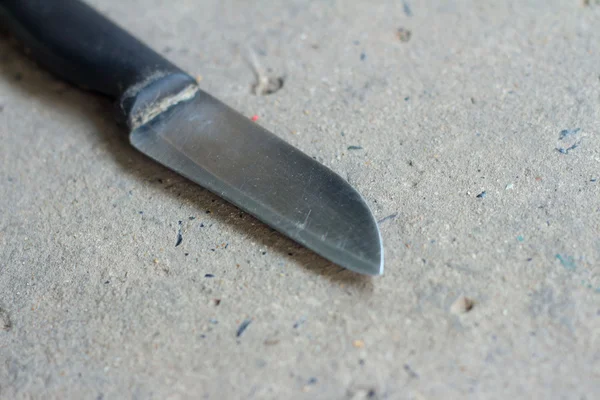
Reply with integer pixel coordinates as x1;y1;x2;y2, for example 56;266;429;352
0;0;384;275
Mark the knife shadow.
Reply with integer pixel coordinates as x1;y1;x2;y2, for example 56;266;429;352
0;34;374;290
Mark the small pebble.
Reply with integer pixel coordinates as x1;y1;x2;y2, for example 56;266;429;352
451;296;474;314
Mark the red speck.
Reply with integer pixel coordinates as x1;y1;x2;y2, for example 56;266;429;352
251;115;259;122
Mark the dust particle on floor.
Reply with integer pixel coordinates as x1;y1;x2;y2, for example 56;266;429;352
476;191;486;198
293;317;306;329
403;1;413;17
556;254;576;270
377;213;398;224
236;319;252;337
176;221;183;247
0;307;12;331
403;364;419;379
396;27;412;42
348;145;363;150
205;274;214;278
558;128;580;140
352;339;365;348
556;143;579;154
253;76;284;96
450;296;474;314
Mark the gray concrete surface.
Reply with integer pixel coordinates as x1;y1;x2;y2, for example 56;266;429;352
1;0;599;398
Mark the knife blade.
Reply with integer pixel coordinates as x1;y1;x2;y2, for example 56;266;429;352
1;0;384;275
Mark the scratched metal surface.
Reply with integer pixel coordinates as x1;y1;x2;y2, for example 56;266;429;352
130;90;383;275
1;0;599;398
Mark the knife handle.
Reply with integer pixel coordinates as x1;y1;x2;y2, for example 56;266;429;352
0;0;198;128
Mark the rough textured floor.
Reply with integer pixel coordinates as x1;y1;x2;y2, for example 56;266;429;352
1;1;599;399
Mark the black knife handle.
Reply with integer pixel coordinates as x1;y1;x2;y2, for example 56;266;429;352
0;0;198;128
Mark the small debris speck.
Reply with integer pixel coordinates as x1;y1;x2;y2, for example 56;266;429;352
517;235;524;242
253;76;284;96
352;339;365;348
377;213;398;224
307;377;318;385
403;1;412;16
505;183;514;190
558;128;580;140
451;296;474;314
293;317;306;329
556;143;579;154
360;52;366;61
251;115;259;122
236;319;252;337
404;364;419;379
347;145;363;150
556;254;576;271
176;222;183;247
205;274;214;278
189;216;196;220
476;191;486;198
213;299;221;306
0;308;12;331
396;27;412;42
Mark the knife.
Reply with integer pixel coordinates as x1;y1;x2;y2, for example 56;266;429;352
0;0;384;275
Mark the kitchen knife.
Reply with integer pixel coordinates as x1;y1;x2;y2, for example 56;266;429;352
0;0;384;275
